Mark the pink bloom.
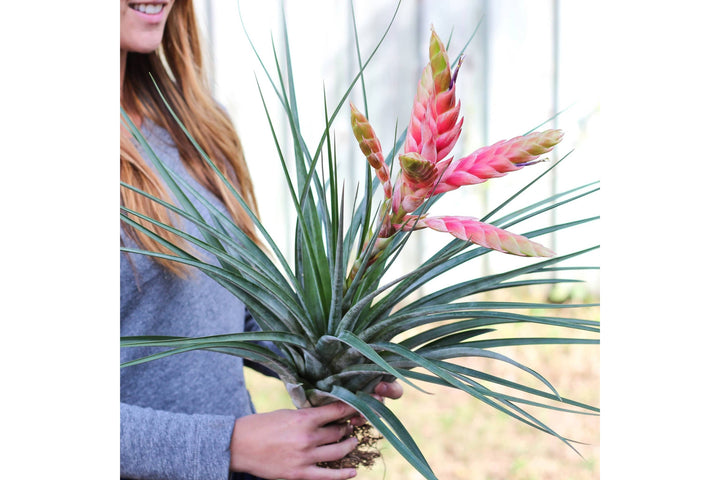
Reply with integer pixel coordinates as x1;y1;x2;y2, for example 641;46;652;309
350;103;393;199
348;26;562;273
397;215;555;257
404;28;463;165
430;129;564;195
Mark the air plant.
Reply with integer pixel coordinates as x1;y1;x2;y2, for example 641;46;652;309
120;5;599;479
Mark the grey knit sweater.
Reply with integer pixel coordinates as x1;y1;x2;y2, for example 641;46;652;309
121;121;270;480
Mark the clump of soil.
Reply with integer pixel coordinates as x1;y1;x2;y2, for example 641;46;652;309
317;423;384;469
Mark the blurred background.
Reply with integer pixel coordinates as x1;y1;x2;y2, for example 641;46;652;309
193;1;600;478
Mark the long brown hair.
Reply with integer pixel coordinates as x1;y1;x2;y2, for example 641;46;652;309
121;0;260;276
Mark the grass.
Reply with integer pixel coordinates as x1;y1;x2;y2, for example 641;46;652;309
244;290;599;480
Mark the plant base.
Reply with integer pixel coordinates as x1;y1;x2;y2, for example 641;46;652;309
317;423;384;470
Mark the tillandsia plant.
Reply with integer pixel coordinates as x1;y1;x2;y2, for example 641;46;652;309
120;5;599;479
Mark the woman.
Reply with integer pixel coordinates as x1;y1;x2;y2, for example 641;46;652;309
119;1;402;479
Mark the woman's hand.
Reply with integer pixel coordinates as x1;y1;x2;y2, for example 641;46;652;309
230;401;359;480
230;382;403;480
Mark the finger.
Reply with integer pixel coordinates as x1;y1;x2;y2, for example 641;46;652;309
348;414;367;427
299;465;357;480
308;401;358;427
374;381;403;399
314;422;353;446
311;436;359;465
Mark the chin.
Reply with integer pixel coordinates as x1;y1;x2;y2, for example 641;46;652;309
122;38;164;55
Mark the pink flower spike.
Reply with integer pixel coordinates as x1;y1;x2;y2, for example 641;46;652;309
350;103;393;199
398;215;555;257
403;28;464;164
432;129;564;195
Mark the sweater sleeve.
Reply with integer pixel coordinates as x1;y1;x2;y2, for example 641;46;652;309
120;402;236;480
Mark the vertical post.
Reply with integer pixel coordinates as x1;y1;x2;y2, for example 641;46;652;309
479;0;491;277
278;0;292;255
204;0;215;94
550;0;560;252
346;0;359;195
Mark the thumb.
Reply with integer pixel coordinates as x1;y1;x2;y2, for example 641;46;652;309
307;401;357;427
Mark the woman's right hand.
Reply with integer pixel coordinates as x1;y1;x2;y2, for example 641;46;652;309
229;401;360;480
